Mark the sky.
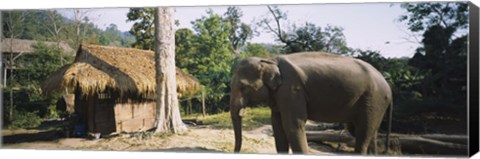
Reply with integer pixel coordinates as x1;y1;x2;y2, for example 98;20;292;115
60;3;423;58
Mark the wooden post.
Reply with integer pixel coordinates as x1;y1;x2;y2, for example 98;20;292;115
0;12;3;144
187;99;192;115
201;89;206;118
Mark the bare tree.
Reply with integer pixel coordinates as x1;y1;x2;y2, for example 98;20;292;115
72;9;93;48
46;10;65;65
4;11;26;123
258;5;289;44
153;7;186;133
258;6;349;54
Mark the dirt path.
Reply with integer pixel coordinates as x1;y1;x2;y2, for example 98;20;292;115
2;125;334;155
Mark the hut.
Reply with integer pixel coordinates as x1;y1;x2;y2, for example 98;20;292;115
42;44;201;135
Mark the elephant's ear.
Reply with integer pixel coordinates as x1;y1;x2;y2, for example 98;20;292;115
260;59;282;91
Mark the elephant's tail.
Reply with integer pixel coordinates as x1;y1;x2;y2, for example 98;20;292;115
384;101;393;155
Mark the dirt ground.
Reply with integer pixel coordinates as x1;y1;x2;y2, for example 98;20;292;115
2;117;467;157
1;122;338;155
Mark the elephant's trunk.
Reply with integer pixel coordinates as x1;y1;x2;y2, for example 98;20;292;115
231;109;242;152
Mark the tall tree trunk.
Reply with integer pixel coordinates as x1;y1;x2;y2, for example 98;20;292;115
0;11;3;142
153;7;186;133
4;11;25;124
9;47;13;123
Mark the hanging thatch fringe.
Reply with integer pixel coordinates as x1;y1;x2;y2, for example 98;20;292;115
41;44;201;98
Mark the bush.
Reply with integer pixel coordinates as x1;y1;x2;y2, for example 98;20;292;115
8;110;42;129
394;96;466;119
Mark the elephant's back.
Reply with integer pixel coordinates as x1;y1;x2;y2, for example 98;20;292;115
278;52;391;122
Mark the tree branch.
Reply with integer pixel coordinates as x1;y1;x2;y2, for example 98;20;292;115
267;6;287;43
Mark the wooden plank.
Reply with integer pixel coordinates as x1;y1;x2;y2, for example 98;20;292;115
87;95;95;133
132;102;156;119
119;118;155;132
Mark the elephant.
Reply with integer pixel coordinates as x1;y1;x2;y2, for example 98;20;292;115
229;52;393;155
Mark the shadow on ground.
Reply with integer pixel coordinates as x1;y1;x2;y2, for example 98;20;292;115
2;119;74;144
146;147;224;153
2;129;64;144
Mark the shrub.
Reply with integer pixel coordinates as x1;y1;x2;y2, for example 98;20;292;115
8;110;42;129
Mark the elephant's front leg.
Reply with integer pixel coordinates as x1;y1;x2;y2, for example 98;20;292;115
275;82;309;154
271;111;289;153
281;116;308;154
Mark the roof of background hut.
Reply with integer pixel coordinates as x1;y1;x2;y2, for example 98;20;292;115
1;38;75;54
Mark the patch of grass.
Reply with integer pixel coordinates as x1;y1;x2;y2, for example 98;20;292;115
183;107;271;130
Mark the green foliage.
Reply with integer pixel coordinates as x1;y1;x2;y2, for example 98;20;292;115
379;2;470;121
3;42;66;128
2;86;53;128
175;28;197;71
186;107;271;130
127;8;155;50
2;10;25;38
189;10;235;113
239;43;273;58
127;8;250;114
7;110;42;129
224;6;253;52
287;23;350;54
394;96;466;119
399;2;468;32
15;42;71;84
2;10;54;40
2;9;133;50
401;2;468;103
100;23;135;47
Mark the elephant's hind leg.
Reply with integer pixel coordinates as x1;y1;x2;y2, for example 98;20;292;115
349;122;377;155
368;131;378;155
353;110;381;155
346;123;355;137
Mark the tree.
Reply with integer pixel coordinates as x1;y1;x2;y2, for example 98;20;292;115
240;43;272;58
127;8;155;50
3;10;26;124
45;10;66;66
399;2;468;118
400;2;468;99
224;6;253;55
190;10;234;113
399;2;468;33
128;8;240;113
257;6;349;54
153;7;186;133
175;28;196;71
72;9;90;48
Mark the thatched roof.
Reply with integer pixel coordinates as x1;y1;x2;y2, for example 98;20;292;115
1;38;75;54
41;44;201;98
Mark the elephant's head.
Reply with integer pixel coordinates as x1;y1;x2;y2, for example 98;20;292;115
230;57;281;152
